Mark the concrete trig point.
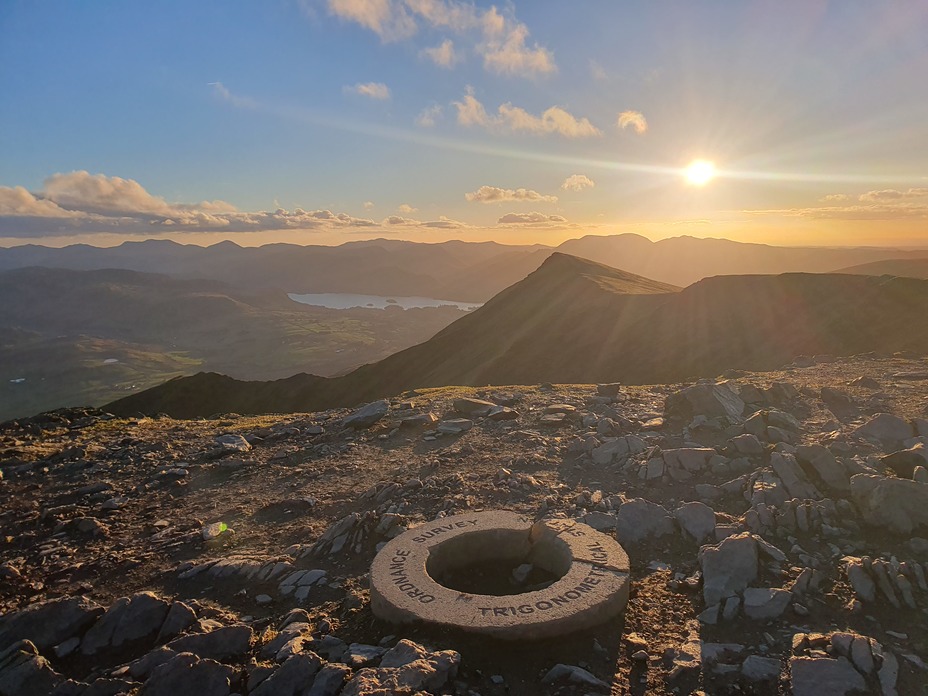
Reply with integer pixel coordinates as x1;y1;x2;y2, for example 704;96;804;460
370;510;630;639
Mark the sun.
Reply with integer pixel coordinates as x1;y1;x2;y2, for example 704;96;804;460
684;159;716;186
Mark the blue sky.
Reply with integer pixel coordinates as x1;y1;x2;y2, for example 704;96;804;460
2;1;928;247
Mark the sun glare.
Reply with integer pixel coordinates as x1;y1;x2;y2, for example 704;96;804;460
685;160;716;186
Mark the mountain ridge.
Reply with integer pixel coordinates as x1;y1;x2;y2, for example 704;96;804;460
105;253;928;418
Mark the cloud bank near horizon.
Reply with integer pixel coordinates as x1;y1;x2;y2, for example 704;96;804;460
0;171;575;238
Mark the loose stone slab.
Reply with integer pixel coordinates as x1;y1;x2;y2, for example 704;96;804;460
370;511;630;640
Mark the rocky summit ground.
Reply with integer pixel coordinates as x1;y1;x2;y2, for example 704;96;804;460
2;355;928;696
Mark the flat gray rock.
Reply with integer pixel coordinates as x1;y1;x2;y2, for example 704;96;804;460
790;656;865;696
674;501;716;543
665;383;745;421
615;498;674;545
700;533;759;606
342;400;389;429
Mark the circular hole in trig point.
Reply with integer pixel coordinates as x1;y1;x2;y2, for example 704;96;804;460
425;528;571;596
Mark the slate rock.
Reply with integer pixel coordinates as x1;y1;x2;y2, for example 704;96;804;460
770;452;820;500
452;398;496;416
541;663;608;688
742;588;791;620
674;502;716;543
0;639;64;696
741;655;780;682
436;419;473;434
250;653;322;696
880;444;928;480
307;663;351;696
789;657;865;696
343;401;389;429
851;473;928;533
167;625;253;661
81;592;170;655
665;383;745;421
795;444;849;492
700;533;759;606
614;498;674;545
854;413;913;443
138;653;233;696
0;596;103;652
214;434;251;453
156;602;197;642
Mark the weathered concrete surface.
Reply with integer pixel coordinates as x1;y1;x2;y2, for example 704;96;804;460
370;511;630;640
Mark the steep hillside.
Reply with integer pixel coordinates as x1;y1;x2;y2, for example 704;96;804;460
106;255;928;418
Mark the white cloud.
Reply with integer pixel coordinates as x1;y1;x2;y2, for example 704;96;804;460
421;38;458;67
498;103;600;138
617;110;648;135
465;186;556;204
497;211;567;224
0;186;85;218
326;0;416;41
383;215;420;225
561;174;595;192
363;200;375;209
415;104;443;127
451;87;491;127
345;82;391;99
0;171;382;237
481;24;555;76
324;0;555;78
397;203;418;213
453;89;600;138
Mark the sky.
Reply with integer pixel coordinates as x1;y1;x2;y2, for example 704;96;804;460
2;0;928;248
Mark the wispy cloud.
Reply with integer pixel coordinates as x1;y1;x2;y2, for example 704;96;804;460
858;187;928;202
452;88;601;138
561;174;595;192
397;203;418;213
415;104;442;127
421;38;458;67
481;24;555;76
617;110;648;134
209;81;257;109
497;211;566;224
326;0;416;41
323;0;555;78
345;81;391;99
747;187;928;221
465;186;556;204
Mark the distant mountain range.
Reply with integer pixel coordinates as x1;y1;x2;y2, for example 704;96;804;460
837;258;928;279
106;253;928;418
2;234;926;302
